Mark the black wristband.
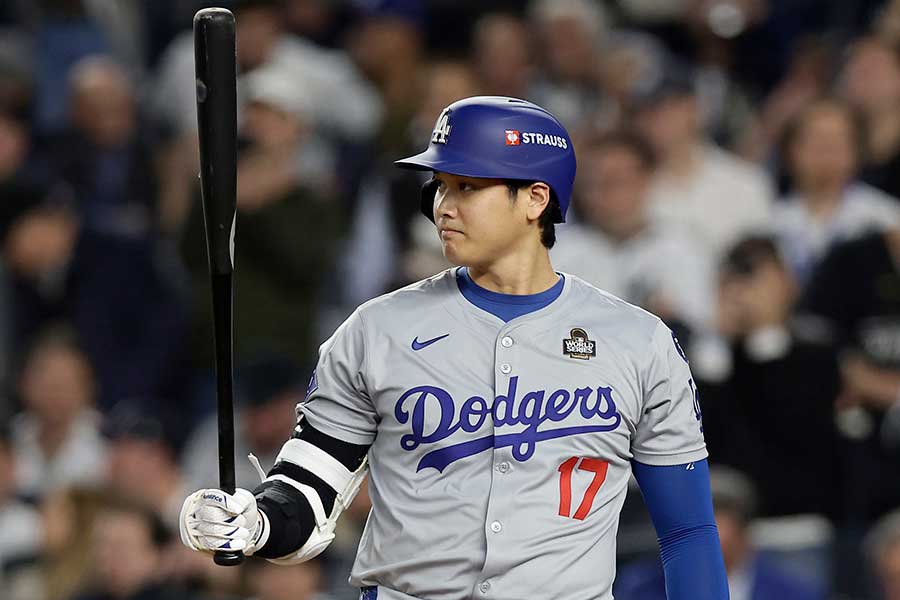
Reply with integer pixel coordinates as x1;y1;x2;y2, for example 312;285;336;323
253;480;316;559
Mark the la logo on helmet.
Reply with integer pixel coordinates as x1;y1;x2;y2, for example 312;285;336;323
431;108;452;144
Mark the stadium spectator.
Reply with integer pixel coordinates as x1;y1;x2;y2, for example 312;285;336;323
70;496;191;600
471;13;533;100
696;236;841;520
104;407;186;527
634;67;774;261
2;199;78;354
839;35;900;200
775;98;900;286
48;55;155;239
552;130;715;333
11;329;106;500
799;226;900;595
527;0;610;131
800;227;900;521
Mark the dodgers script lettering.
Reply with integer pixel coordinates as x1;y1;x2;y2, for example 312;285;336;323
394;376;621;472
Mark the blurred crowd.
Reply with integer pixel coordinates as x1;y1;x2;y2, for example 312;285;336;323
3;0;900;598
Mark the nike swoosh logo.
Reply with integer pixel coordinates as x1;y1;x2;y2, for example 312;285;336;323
411;333;450;351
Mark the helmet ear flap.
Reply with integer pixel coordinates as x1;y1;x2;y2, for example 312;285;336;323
420;178;440;223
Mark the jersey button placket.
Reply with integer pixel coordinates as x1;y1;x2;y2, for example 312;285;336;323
483;329;516;591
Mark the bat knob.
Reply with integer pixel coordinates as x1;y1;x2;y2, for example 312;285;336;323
214;550;245;566
194;7;235;27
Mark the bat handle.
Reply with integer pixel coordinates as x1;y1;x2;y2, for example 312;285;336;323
214;550;245;566
210;272;243;567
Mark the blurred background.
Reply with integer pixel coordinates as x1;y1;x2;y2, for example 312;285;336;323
3;0;900;598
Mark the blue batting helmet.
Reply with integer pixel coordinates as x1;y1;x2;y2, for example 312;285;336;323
395;96;577;223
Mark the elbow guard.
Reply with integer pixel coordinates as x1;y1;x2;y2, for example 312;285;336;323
263;438;368;564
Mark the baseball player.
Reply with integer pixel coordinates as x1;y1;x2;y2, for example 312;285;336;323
180;96;729;599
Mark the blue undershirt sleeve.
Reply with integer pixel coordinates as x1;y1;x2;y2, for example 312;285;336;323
631;459;729;600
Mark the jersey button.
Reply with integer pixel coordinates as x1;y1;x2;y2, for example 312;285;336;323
497;461;510;473
501;336;513;348
500;363;511;374
490;521;502;533
479;582;491;593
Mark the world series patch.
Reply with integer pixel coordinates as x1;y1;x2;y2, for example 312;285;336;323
563;328;596;360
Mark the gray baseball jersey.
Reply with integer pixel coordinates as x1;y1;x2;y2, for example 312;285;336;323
301;269;707;600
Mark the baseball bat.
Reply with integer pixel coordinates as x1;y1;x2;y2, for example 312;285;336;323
193;7;242;567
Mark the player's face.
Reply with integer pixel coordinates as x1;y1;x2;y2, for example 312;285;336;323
431;172;534;267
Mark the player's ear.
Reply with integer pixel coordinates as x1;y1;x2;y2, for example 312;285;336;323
525;182;551;222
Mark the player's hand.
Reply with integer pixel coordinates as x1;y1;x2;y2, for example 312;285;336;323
179;488;268;556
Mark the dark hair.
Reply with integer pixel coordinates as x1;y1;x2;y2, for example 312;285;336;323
24;323;84;360
582;129;657;170
721;235;784;276
20;323;93;388
505;180;560;249
102;402;171;449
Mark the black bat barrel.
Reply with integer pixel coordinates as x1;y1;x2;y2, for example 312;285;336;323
195;7;237;277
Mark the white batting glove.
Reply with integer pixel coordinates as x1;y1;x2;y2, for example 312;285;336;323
179;488;269;556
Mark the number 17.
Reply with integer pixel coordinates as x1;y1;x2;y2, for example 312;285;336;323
557;457;609;520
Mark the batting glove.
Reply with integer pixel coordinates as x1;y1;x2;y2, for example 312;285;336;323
179;488;269;555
